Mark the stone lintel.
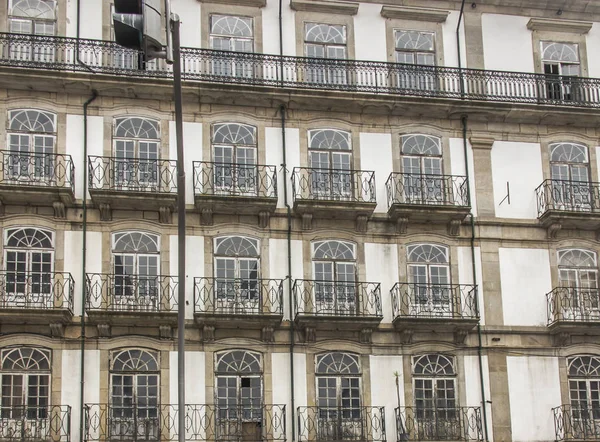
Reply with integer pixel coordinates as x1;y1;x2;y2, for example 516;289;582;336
527;18;592;34
290;0;358;16
380;5;449;22
198;0;266;7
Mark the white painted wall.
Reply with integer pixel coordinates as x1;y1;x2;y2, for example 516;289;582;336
491;142;542;219
269;238;303;320
265;127;300;209
595;146;600;182
481;14;534;72
587;24;600;78
272;353;308;442
360;133;393;213
170;235;204;319
443;10;467;68
66;0;102;40
365;243;398;323
169;121;202;205
457;246;485;325
355;3;386;62
464;355;493;441
263;0;296;56
507;356;561;442
66;115;103;200
370;355;403;442
499;248;552;326
64;231;102;316
449;138;477;215
170;351;205;438
172;0;202;48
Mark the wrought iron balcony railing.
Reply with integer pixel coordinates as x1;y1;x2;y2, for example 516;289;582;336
291;168;376;204
547;287;600;325
84;404;286;442
395;406;483;441
2;33;600;108
293;280;382;318
297;406;386;442
391;283;479;321
536;179;600;217
193;162;277;199
0;405;71;442
386;173;469;208
0;271;74;313
85;273;178;313
0;150;74;192
553;404;600;441
194;277;284;317
88;156;177;194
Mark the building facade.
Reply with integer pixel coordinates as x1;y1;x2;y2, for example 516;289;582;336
0;0;599;441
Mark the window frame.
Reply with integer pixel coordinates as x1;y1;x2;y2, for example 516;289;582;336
394;29;436;66
315;352;362;419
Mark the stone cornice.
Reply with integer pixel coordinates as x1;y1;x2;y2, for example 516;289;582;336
380;5;449;23
198;0;266;7
290;0;359;16
470;136;495;150
526;18;592;34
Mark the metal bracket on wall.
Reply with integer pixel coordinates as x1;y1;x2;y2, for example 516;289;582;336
498;181;510;206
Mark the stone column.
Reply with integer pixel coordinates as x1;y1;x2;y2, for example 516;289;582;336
488;352;513;442
470;136;495;217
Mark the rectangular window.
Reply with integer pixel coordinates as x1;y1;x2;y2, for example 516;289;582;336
394;30;437;91
304;23;347;85
210;15;254;78
541;42;581;101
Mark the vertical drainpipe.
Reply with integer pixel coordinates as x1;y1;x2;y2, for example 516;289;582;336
80;90;98;442
278;0;295;440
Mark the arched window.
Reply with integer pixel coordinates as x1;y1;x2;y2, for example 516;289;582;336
110;349;159;437
401;135;444;203
304;23;347;84
212;123;257;193
412;354;457;424
542;42;580;79
395;31;435;66
4;228;54;303
112;232;160;307
558;249;598;289
312;241;356;314
551;143;589;182
315;352;361;419
215;350;262;420
9;0;56;35
113;117;160;187
7;110;56;182
308;129;352;198
213;236;259;311
568;356;600;417
407;244;451;314
210;15;253;51
1;347;51;419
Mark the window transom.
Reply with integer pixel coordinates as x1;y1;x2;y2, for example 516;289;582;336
316;352;360;375
113;232;159;253
114;117;160;139
407;244;448;264
1;347;50;371
308;129;351;151
568;356;600;377
313;241;355;260
5;228;53;249
215;350;261;373
215;236;259;257
111;349;159;372
402;135;441;156
413;354;455;376
8;110;56;133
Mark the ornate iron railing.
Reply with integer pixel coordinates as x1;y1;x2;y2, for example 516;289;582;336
291;168;376;203
536;179;600;217
85;273;178;313
0;271;74;313
2;33;600;108
194;277;284;317
386;173;469;208
0;150;74;192
297;406;386;442
88;156;177;194
547;287;600;325
0;405;71;441
396;406;483;441
193;162;277;199
553;405;600;441
293;280;382;318
391;283;478;321
84;404;286;442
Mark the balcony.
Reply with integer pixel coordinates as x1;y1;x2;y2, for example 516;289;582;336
85;273;178;331
391;283;479;343
395;406;483;442
193;162;277;226
386;173;470;235
546;287;600;339
536;179;600;238
297;406;386;442
84;403;286;442
0;271;73;328
293;280;382;340
0;150;74;217
291;168;376;231
0;405;71;442
554;405;600;441
3;33;600;114
88;156;177;223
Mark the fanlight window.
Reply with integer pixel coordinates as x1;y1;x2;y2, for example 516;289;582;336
113;232;159;254
313;241;355;260
568;356;600;418
395;31;435;66
5;228;53;249
402;135;442;156
413;354;455;376
407;244;448;264
111;349;159;372
8;110;56;133
305;23;346;45
114;117;160;140
559;249;597;268
215;236;259;257
542;42;580;64
309;130;351;151
551;143;588;164
1;347;51;419
316;352;360;375
213;123;256;146
10;0;56;20
215;350;262;373
9;0;56;35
